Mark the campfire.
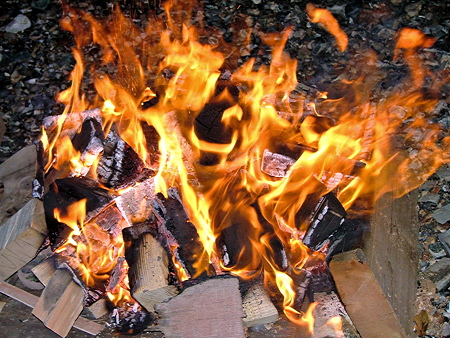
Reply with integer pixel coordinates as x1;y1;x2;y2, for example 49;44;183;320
0;0;448;337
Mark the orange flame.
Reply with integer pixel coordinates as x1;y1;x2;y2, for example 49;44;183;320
306;3;348;52
41;1;449;327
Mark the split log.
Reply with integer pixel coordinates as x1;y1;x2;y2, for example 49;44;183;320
96;129;153;190
242;281;278;327
115;177;155;225
303;192;347;251
329;249;407;338
31;257;56;286
32;268;86;337
152;188;215;280
0;281;104;335
0;199;47;281
155;277;245;337
0;145;37;226
261;149;295;178
127;232;177;312
43;177;113;249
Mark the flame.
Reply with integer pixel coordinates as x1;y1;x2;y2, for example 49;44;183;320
41;0;449;327
306;3;348;52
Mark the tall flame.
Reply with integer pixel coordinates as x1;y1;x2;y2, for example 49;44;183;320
41;1;449;330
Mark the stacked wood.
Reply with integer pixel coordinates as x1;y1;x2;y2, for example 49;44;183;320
0;199;47;281
155;277;245;337
0;145;38;225
32;268;86;337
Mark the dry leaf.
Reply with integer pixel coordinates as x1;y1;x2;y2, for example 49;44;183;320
414;309;429;336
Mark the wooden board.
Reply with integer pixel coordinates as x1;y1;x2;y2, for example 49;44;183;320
155;277;245;337
32;268;85;337
329;249;407;338
0;198;47;280
0;145;37;226
242;281;278;327
363;171;419;335
0;281;104;335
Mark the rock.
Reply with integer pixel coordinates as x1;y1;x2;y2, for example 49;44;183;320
426;258;450;292
428;242;447;259
419;193;441;205
5;14;31;34
432;204;450;224
435;166;450;181
438;230;450;256
441;322;450;337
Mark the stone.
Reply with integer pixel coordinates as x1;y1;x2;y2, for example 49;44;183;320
432;204;450;224
428;242;447;259
438;230;450;256
5;14;31;34
419;193;441;205
426;258;450;292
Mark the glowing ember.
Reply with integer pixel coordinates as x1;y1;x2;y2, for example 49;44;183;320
40;0;449;332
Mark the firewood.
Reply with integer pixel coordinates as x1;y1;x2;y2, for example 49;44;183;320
0;199;47;281
242;281;278;327
329;249;407;338
303;192;347;251
32;268;85;337
31;257;56;286
96;129;152;190
115;177;155;225
261;149;295;178
155;277;245;337
0;145;37;226
152;188;215;280
0;281;104;335
127;233;177;312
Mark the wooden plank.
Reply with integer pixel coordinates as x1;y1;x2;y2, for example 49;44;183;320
362;167;419;336
0;145;37;226
129;233;177;312
32;269;85;337
155;277;245;337
0;199;47;280
31;258;56;286
0;281;104;335
329;249;407;338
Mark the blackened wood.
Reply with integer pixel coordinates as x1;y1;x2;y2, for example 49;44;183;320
152;188;215;280
303;192;346;251
291;269;311;310
326;218;365;258
96;129;151;190
70;117;104;176
43;177;113;249
305;261;334;294
155;277;245;338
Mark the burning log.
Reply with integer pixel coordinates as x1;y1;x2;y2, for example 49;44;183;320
96;128;154;190
152;188;215;280
43;177;113;249
261;149;295;178
242;280;279;327
32;268;85;337
0;144;38;226
155;277;245;337
126;232;177;312
303;192;347;251
0;199;47;281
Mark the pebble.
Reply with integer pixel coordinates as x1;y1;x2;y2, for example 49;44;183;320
432;204;450;224
419;193;441;205
5;14;31;34
426;257;450;292
428;242;447;259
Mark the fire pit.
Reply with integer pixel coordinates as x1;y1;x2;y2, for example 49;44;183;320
0;0;449;337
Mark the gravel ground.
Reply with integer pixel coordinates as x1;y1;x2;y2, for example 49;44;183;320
0;0;449;336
